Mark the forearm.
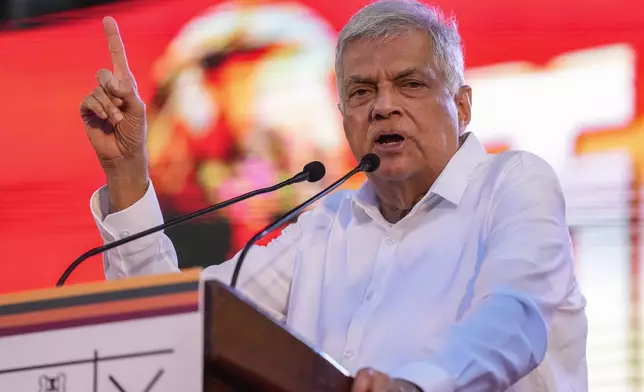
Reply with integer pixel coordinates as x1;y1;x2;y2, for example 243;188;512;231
103;153;149;213
394;290;547;392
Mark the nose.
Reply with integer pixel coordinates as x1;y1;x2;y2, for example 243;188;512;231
370;87;401;121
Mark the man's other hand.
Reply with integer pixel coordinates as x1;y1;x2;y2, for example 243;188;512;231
352;368;422;392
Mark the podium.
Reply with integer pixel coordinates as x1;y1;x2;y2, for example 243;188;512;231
0;269;353;392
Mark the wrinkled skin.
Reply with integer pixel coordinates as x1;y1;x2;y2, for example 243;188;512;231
339;30;472;223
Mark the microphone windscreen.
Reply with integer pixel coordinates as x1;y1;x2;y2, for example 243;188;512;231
303;161;326;182
359;153;380;172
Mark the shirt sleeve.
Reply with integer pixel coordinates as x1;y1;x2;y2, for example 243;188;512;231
391;153;582;392
90;180;306;321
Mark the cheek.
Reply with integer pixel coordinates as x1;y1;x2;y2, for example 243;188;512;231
342;113;368;149
433;95;460;129
411;98;458;138
400;106;450;160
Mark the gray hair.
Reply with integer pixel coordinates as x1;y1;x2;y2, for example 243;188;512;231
335;0;465;96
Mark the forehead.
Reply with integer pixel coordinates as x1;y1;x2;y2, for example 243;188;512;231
340;30;437;81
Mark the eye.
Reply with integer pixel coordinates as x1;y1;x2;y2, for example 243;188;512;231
350;88;369;97
402;80;423;89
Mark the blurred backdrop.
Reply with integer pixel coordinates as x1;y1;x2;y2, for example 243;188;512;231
1;0;643;390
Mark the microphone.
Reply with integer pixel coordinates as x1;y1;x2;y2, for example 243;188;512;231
230;153;380;288
56;161;326;287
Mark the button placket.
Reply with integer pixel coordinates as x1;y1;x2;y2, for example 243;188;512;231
367;232;398;305
341;231;399;367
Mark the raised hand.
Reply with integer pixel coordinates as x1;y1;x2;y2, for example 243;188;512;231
80;17;149;211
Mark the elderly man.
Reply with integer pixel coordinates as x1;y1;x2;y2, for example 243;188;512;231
80;0;588;391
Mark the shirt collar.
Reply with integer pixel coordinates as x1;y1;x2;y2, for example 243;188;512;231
353;132;489;211
431;132;489;205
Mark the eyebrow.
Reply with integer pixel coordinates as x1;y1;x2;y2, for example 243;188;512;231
393;67;423;79
345;67;429;86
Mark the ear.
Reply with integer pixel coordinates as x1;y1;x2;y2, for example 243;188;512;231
455;85;472;132
337;102;344;116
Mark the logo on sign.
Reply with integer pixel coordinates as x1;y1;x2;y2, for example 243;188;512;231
38;373;66;392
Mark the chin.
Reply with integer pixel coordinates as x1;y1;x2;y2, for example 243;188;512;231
370;159;415;182
371;154;415;181
372;171;413;182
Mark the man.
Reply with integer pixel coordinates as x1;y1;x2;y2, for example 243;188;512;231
80;0;588;391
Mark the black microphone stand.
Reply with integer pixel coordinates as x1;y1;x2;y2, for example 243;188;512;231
56;162;325;287
230;154;380;288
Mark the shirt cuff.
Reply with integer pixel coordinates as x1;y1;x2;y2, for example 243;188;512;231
89;180;165;256
391;361;454;392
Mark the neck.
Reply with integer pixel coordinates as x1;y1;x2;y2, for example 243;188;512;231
371;173;436;223
372;134;468;222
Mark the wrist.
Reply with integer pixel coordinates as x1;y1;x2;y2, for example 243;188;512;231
107;176;149;213
104;156;150;213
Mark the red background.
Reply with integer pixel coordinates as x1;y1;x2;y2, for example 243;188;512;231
1;0;643;293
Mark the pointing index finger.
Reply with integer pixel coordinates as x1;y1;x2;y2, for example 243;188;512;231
102;16;131;80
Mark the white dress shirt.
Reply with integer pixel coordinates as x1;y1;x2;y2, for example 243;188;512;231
90;132;588;392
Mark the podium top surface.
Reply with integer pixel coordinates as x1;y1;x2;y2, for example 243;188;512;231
0;268;202;306
0;269;203;338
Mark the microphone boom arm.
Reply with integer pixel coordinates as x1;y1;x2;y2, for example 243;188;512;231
56;170;315;287
230;154;379;288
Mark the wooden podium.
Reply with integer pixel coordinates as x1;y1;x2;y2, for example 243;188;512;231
204;278;352;391
0;269;353;392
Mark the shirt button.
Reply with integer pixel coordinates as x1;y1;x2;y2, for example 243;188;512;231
365;291;374;300
343;349;354;359
120;231;130;239
385;237;395;245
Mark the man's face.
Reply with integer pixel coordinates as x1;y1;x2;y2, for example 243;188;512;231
339;30;471;182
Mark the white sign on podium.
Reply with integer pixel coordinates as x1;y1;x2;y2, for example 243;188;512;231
0;270;204;392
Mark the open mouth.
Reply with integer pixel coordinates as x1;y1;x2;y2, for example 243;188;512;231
375;133;405;145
